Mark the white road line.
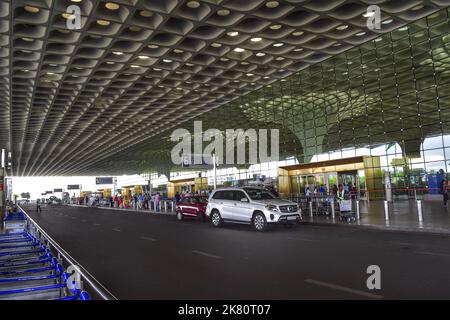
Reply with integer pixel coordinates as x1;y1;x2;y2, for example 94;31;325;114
413;251;450;258
305;279;384;299
140;236;157;242
112;228;121;232
93;224;101;226
192;250;222;260
287;237;320;243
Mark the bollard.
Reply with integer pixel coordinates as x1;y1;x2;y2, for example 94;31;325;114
384;201;389;221
331;200;335;219
309;201;313;217
164;201;167;212
417;200;423;222
356;200;360;220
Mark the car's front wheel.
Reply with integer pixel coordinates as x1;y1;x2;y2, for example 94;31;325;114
253;212;268;232
176;210;184;221
210;210;223;228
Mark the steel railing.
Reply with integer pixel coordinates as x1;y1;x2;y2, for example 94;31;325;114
17;205;118;300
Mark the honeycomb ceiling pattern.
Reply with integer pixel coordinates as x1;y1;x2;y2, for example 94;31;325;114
1;0;449;176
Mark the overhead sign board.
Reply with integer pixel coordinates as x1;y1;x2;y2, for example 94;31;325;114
53;189;63;193
96;177;113;185
67;185;81;190
45;191;52;195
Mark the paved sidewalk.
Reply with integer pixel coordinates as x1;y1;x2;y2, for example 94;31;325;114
303;199;450;235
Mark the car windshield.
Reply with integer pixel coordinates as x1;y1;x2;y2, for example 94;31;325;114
194;197;208;204
243;188;276;200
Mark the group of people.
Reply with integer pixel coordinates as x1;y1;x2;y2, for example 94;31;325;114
305;184;357;200
112;193;162;212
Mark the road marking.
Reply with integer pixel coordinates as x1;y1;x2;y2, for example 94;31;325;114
287;237;320;243
413;251;450;258
304;279;384;299
93;224;101;226
192;250;222;260
71;217;77;219
112;228;121;232
140;236;157;242
81;219;87;223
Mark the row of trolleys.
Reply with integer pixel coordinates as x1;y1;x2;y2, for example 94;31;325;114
0;228;91;300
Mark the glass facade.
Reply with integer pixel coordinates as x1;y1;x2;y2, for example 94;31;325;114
143;8;450;199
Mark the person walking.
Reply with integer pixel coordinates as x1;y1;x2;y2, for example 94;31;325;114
155;192;161;212
138;193;144;209
441;179;449;206
36;199;42;213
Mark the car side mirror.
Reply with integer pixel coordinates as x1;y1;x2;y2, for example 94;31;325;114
241;198;249;202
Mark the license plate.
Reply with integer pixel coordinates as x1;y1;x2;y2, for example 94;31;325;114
287;216;297;221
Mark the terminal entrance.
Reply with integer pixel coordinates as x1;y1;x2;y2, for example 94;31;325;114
278;156;383;200
290;171;360;195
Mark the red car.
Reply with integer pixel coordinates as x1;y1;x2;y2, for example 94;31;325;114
176;196;208;222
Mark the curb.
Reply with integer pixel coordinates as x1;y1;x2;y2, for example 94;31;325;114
300;220;450;236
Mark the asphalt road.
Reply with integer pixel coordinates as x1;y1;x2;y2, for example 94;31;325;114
21;205;450;300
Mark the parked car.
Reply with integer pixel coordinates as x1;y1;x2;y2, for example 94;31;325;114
206;187;301;232
176;196;209;222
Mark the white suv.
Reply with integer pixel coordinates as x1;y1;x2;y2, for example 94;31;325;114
206;187;301;232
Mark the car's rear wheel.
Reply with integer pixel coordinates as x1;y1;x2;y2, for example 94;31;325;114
176;210;183;221
210;210;223;228
253;212;268;232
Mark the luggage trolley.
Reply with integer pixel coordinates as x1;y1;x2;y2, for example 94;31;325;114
338;198;356;222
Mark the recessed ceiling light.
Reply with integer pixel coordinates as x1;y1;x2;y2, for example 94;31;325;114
140;10;153;17
220;58;229;62
187;1;200;9
363;12;375;18
399;26;408;31
131;65;140;68
251;37;263;42
273;43;284;47
24;6;40;13
163;59;173;63
293;48;303;52
139;56;149;59
256;52;266;57
336;25;348;31
356;32;366;36
153;68;162;71
21;37;34;42
174;49;184;53
246;73;254;77
113;51;123;55
62;13;76;20
211;43;222;48
227;31;239;37
97;19;111;26
276;57;284;61
411;4;424;11
292;31;304;36
234;48;245;52
382;19;393;24
270;24;282;30
105;2;120;10
148;44;159;49
266;1;280;8
46;72;55;75
217;9;230;16
186;63;194;66
106;61;115;64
